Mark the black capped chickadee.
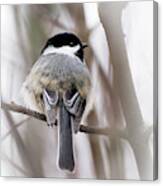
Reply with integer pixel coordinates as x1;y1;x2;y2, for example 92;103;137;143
21;32;90;172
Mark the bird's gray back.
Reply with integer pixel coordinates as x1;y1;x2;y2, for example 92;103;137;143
32;54;88;81
29;53;90;96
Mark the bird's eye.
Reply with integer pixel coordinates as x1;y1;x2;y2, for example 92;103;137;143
69;42;74;46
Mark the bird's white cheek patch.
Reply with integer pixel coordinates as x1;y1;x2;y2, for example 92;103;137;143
43;46;57;55
43;45;80;57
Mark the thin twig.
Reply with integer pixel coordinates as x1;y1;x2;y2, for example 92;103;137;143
4;110;35;175
1;102;126;138
1;117;31;141
2;102;46;122
1;152;31;176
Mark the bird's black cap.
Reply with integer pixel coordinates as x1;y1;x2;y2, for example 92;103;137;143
41;32;87;61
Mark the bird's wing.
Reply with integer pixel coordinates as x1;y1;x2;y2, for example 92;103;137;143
43;89;59;126
63;90;86;133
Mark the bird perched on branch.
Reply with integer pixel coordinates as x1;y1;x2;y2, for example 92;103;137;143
21;32;90;172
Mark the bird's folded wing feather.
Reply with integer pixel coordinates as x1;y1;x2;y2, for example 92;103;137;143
43;89;58;126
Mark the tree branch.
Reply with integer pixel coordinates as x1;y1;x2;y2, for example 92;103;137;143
2;102;46;122
1;102;126;138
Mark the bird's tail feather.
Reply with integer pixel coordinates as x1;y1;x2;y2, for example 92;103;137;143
57;99;74;172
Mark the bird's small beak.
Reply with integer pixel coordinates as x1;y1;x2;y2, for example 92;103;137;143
82;43;88;49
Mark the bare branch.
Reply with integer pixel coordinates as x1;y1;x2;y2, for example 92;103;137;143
2;102;46;122
1;102;126;138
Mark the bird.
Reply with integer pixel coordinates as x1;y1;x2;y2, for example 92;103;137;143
21;32;91;172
